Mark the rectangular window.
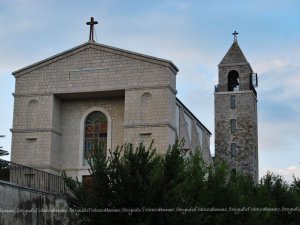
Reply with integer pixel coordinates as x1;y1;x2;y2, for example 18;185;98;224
231;143;237;157
251;73;258;87
231;119;237;133
184;112;192;141
230;95;236;109
196;125;203;149
175;105;180;137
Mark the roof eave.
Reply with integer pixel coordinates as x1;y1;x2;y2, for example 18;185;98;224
12;41;179;78
12;42;90;77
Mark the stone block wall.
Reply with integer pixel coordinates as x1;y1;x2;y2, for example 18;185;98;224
11;94;60;173
215;91;258;181
123;126;176;154
13;45;177;95
123;87;177;153
11;132;52;168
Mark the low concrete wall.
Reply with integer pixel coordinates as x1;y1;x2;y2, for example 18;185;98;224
0;180;70;225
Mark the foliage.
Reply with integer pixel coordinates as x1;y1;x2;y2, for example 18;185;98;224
63;141;300;225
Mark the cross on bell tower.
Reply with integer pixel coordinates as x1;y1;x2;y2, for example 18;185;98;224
232;30;239;42
86;17;98;42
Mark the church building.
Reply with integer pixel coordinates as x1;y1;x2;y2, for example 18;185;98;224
10;18;212;180
215;32;259;182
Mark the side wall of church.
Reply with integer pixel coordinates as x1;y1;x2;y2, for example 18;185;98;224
176;101;212;164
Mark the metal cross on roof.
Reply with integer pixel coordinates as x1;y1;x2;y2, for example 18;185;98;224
86;17;98;42
232;30;239;42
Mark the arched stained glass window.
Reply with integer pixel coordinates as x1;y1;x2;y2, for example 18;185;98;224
84;111;108;163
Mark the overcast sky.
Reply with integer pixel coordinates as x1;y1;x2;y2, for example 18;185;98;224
1;0;300;181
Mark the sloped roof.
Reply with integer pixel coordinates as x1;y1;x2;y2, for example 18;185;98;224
219;41;248;66
12;41;178;77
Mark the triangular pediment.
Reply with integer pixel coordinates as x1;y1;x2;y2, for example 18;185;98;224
12;41;178;77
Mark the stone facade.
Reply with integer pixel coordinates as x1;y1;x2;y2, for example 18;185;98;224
215;41;258;182
11;41;212;180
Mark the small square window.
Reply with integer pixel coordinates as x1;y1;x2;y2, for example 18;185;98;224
230;95;236;109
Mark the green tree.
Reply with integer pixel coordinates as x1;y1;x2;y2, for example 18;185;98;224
63;141;165;225
63;141;300;225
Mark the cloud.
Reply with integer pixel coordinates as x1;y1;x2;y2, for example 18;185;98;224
258;118;300;152
255;57;300;106
260;165;300;182
253;53;300;157
0;0;43;34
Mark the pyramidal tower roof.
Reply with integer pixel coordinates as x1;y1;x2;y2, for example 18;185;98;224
219;40;249;66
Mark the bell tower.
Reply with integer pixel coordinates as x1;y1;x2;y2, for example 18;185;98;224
214;32;258;182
